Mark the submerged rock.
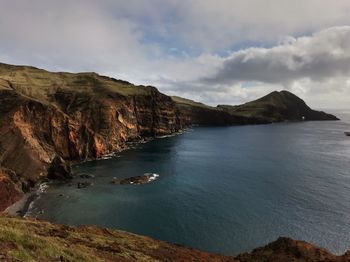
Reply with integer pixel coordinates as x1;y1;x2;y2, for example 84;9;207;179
78;174;95;179
112;173;160;185
77;182;92;189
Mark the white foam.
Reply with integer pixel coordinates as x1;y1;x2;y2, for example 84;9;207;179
147;173;160;182
23;182;50;217
101;152;116;160
38;182;49;193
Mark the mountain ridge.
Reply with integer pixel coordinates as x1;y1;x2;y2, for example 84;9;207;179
217;90;338;122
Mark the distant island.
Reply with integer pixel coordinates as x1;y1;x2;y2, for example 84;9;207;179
0;62;341;261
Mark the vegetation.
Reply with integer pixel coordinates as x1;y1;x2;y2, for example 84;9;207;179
171;96;214;109
0;63;151;102
217;90;338;122
0;215;232;261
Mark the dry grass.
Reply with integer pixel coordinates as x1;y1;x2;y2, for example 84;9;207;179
0;215;233;261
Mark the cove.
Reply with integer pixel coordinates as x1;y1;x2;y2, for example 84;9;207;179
30;117;350;256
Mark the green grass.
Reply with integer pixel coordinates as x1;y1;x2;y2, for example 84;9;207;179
171;96;213;109
0;63;150;103
0;215;168;261
0;217;98;261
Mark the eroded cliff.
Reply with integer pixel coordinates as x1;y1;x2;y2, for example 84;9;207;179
0;63;183;210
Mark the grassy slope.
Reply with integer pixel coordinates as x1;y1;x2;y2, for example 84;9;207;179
217;90;338;122
1;215;349;262
0;63;336;122
171;96;214;109
0;216;233;262
0;63;152;102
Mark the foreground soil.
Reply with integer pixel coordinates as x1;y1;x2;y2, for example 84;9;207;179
0;216;349;262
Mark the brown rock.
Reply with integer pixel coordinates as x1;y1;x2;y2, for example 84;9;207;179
0;169;22;212
47;156;72;180
235;237;350;262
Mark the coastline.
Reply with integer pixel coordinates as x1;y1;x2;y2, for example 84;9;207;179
4;191;36;216
4;182;49;217
3;129;190;218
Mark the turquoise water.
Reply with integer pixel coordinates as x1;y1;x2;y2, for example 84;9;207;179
31;114;350;256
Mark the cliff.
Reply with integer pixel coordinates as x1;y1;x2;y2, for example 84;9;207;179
171;96;265;126
172;90;338;126
0;215;349;262
0;62;338;211
0;63;183;209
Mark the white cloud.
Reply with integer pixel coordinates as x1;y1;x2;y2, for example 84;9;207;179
196;26;350;108
207;26;350;84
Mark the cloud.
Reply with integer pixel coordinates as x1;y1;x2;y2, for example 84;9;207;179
158;27;350;108
0;1;349;108
0;0;153;78
98;0;350;51
205;26;350;84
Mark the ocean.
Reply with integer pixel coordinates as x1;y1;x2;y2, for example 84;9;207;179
30;111;350;256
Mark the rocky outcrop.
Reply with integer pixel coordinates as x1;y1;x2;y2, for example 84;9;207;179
47;156;72;180
111;173;160;185
236;237;350;262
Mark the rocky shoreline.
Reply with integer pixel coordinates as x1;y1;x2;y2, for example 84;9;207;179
2;127;186;217
4;181;48;217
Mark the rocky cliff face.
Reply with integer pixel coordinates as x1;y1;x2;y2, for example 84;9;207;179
172;96;265;126
0;63;183;210
236;237;350;262
172;90;338;126
0;169;22;211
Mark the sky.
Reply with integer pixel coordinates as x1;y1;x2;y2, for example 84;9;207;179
0;0;350;109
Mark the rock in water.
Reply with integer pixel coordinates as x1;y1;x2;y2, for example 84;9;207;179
112;173;160;185
77;182;92;189
78;174;95;179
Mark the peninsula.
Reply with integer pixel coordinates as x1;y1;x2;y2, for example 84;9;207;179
0;62;340;261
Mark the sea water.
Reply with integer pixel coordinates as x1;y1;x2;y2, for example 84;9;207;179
31;112;350;255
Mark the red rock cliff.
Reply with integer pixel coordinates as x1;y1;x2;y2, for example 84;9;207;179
0;64;183;209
